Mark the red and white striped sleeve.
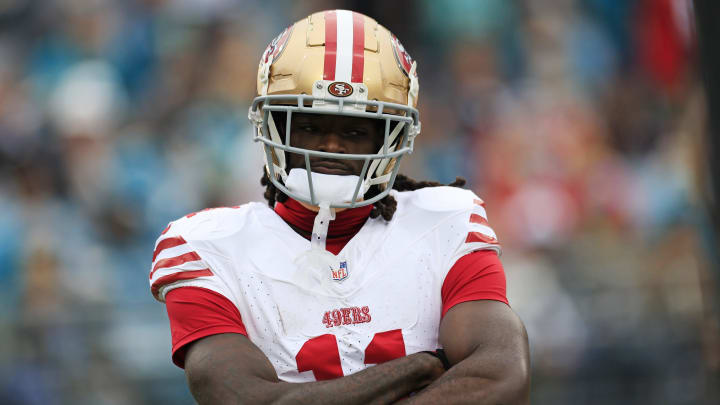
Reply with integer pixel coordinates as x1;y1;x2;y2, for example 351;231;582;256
455;196;501;258
148;220;234;303
149;233;211;301
438;193;507;314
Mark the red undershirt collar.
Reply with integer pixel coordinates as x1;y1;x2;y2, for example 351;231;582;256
274;198;373;255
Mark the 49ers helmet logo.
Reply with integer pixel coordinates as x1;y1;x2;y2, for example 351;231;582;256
262;26;292;64
328;82;354;97
391;34;414;77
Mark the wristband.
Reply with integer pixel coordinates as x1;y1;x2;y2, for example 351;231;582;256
422;349;451;370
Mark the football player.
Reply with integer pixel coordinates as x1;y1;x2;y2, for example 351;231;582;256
150;10;530;404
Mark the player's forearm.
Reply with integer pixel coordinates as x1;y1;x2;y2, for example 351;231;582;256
187;346;442;405
397;353;530;405
398;376;528;405
272;352;442;405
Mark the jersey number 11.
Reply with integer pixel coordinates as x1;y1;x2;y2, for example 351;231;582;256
296;329;406;380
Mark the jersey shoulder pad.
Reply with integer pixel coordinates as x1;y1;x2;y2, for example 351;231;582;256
395;186;500;257
161;202;261;242
149;203;267;302
400;186;482;213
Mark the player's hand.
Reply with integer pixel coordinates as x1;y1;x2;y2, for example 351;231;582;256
422;349;451;370
413;351;446;386
391;352;446;403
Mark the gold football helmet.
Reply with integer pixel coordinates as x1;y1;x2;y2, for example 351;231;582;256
248;9;420;208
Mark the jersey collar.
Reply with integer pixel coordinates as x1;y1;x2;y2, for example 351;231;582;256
274;198;373;244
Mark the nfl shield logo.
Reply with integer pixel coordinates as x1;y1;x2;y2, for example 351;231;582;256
331;261;349;282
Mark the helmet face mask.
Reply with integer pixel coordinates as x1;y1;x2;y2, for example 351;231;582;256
248;10;420;208
277;112;387;176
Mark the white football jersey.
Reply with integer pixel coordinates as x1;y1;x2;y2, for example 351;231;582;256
150;187;500;382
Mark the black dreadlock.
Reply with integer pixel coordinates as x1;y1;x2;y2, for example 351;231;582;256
260;171;466;221
260;171;289;208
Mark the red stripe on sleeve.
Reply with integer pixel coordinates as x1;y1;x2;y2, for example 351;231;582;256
465;231;498;244
165;287;247;368
150;251;202;278
469;213;490;227
152;236;187;262
441;250;507;318
350;12;365;83
323;10;338;81
151;269;213;299
473;198;485;207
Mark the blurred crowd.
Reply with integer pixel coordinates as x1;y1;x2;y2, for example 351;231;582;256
0;0;717;404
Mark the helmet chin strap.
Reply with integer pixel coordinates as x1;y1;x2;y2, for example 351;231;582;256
311;203;335;251
293;198;339;284
285;168;365;250
292;202;355;294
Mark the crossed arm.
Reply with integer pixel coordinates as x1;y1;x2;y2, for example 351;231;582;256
185;334;443;404
399;300;530;404
183;299;529;405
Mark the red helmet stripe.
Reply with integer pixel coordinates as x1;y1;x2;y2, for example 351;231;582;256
334;10;354;82
324;10;364;83
350;12;365;83
323;10;338;80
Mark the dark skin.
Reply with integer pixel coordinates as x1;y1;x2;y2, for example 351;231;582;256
284;112;385;176
183;113;531;404
399;301;530;404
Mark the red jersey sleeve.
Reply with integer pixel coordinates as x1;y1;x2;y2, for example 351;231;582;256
441;250;508;318
165;287;247;368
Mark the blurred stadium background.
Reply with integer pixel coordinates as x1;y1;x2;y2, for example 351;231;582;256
0;0;717;404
